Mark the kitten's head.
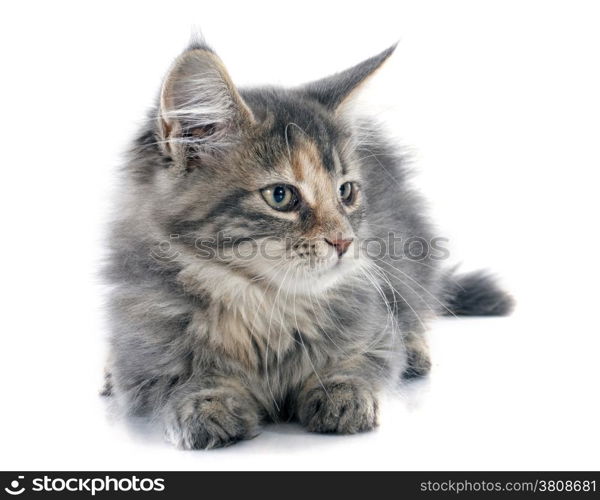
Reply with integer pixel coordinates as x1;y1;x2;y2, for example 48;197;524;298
149;41;395;293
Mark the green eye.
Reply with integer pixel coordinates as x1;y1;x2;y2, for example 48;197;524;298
339;181;356;204
261;184;298;211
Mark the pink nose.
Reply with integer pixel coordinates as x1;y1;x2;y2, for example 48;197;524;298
325;237;353;257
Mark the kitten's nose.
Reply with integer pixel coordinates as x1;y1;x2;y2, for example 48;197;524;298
325;237;353;258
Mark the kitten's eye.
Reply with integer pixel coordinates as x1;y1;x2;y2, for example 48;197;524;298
261;184;299;211
339;181;356;205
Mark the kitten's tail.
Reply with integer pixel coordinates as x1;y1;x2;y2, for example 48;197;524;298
443;270;515;317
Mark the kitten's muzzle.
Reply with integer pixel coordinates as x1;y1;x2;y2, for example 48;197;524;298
325;237;353;258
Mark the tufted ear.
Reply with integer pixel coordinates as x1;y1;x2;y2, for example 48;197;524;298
158;43;254;168
302;44;396;111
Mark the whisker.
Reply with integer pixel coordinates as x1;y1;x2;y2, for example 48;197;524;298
370;258;457;318
292;272;332;403
262;264;294;412
304;269;351;358
362;262;428;332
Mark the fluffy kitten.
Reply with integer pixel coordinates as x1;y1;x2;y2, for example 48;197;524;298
104;39;513;449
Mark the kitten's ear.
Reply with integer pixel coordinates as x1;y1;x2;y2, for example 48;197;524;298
158;44;254;168
302;44;397;111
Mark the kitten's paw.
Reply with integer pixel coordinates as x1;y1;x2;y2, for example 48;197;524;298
164;388;259;450
298;380;378;434
100;370;113;397
402;339;431;379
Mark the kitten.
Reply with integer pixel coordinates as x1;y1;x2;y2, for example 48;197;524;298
104;39;513;449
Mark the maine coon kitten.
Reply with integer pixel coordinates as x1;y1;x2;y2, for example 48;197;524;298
104;39;513;449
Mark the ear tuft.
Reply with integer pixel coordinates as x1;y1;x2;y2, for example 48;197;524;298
186;32;213;53
302;44;397;110
158;47;254;168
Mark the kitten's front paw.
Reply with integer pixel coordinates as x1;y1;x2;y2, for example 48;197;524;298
298;380;378;434
402;338;431;379
164;388;259;450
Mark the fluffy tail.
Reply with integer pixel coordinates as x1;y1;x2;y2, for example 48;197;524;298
443;270;515;317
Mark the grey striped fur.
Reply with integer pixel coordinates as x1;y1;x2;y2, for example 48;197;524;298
104;40;513;449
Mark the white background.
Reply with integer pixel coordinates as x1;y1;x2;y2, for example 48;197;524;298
1;0;599;471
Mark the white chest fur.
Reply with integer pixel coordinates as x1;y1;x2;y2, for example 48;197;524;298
179;262;324;368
